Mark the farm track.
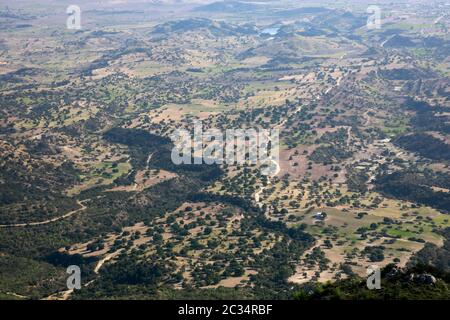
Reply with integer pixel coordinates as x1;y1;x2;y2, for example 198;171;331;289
0;200;88;228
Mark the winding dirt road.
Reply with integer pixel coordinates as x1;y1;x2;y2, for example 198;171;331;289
0;200;88;228
94;249;123;274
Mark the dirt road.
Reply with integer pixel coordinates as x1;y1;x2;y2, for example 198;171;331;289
0;200;88;228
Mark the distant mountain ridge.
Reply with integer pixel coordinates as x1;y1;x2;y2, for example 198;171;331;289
194;1;260;13
151;17;258;36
